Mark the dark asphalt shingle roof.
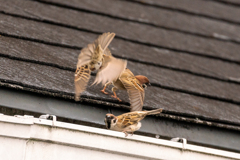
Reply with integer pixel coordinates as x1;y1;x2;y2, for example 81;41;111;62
0;0;240;129
129;0;240;24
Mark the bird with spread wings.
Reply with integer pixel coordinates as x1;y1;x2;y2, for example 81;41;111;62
74;32;127;101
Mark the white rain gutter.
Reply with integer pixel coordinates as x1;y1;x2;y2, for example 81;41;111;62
0;114;239;160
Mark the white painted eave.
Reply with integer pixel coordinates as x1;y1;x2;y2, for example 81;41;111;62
0;114;239;160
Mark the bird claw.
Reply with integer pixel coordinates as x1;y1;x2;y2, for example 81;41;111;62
111;95;122;102
101;90;108;94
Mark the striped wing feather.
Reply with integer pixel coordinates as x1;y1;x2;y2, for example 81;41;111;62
119;69;145;111
77;32;115;68
117;111;148;127
94;32;115;51
74;65;91;101
77;44;95;68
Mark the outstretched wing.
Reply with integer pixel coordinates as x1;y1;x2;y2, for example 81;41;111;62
94;32;115;52
74;65;91;101
104;48;112;56
119;70;145;111
77;43;95;68
92;55;127;85
117;111;147;128
76;32;115;68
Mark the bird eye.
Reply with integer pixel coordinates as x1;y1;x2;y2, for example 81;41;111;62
143;84;147;89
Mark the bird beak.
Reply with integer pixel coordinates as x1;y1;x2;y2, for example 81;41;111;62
106;118;112;129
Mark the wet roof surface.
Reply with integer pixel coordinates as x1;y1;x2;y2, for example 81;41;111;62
0;0;240;127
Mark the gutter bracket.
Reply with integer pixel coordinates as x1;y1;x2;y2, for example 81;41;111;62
39;114;57;126
182;138;187;150
51;115;57;126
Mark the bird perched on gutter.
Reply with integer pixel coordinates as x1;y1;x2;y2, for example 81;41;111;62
104;108;163;137
101;68;150;111
74;32;127;101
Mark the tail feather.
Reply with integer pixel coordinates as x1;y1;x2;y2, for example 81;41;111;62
96;32;115;51
146;108;163;115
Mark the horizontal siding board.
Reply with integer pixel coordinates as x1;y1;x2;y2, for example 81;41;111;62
0;57;74;93
1;36;240;102
0;13;97;47
1;35;240;82
144;86;240;124
132;0;240;23
216;0;240;5
27;0;240;42
0;0;240;127
0;1;240;62
1;57;240;124
127;62;240;102
0;8;240;79
0;37;78;69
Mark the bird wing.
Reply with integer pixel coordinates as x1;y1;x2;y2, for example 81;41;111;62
77;43;95;68
117;111;147;128
104;48;112;56
94;32;115;52
92;55;127;85
119;70;145;111
76;32;115;68
74;64;91;101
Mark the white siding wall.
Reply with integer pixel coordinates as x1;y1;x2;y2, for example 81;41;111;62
0;115;239;160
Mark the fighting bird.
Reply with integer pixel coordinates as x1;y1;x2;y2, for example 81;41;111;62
101;68;150;111
104;108;163;137
74;32;127;101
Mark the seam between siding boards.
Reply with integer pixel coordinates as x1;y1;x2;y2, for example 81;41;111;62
122;0;240;26
0;55;240;106
207;0;240;7
1;5;239;119
1;48;240;85
1;80;240;129
0;11;240;65
25;0;240;44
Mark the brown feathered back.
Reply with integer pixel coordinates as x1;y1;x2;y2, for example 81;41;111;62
116;108;163;128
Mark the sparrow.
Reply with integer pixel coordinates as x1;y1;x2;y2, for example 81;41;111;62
104;108;163;137
74;32;127;101
101;68;150;111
